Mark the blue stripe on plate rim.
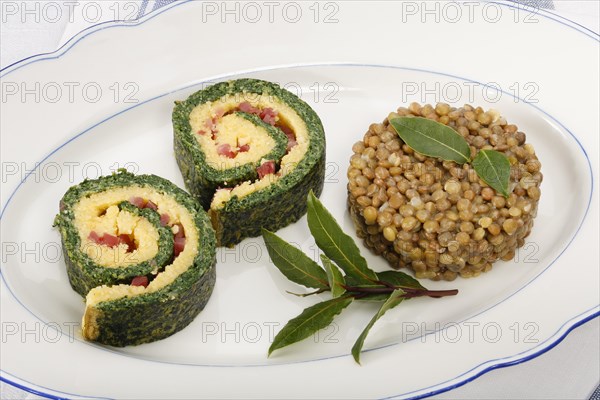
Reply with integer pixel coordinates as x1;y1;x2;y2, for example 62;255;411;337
1;60;597;399
0;371;108;400
0;1;598;398
1;310;598;400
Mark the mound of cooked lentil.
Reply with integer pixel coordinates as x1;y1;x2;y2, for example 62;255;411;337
347;103;542;281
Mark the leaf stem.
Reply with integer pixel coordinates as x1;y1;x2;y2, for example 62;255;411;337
343;285;458;299
344;285;394;294
402;288;459;298
376;280;397;289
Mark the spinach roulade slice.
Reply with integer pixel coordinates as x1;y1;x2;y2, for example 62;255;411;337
53;171;216;347
173;79;326;247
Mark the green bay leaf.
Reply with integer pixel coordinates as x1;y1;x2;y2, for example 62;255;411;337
351;289;406;364
269;296;354;356
262;228;329;290
472;149;511;198
320;254;346;298
377;270;425;290
307;191;378;284
349;270;424;301
389;117;471;164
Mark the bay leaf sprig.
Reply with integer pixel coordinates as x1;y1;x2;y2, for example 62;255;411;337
262;229;328;290
306;191;378;284
321;254;346;298
267;296;354;357
389;116;511;198
262;191;458;364
351;289;405;363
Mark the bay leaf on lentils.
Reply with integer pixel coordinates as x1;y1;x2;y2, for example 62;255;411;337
390;117;471;164
472;149;511;198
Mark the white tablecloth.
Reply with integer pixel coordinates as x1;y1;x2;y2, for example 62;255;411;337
1;1;598;399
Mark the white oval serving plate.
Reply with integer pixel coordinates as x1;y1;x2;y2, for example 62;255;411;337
1;1;598;399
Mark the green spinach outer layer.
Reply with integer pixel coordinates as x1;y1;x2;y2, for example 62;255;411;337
173;79;326;247
53;170;216;347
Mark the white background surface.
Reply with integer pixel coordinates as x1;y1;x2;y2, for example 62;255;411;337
1;1;598;399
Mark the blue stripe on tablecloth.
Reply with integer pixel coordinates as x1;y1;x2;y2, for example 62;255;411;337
137;0;178;18
590;385;600;400
152;0;179;12
512;0;555;9
138;0;149;18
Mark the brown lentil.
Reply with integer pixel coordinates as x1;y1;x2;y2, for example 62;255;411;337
363;206;377;225
460;221;475;234
348;103;542;280
401;216;419;231
481;187;495;201
487;223;502;236
383;226;397;242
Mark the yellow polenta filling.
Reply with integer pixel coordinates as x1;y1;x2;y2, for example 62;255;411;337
197;114;277;170
72;186;199;309
188;93;310;210
75;203;159;268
